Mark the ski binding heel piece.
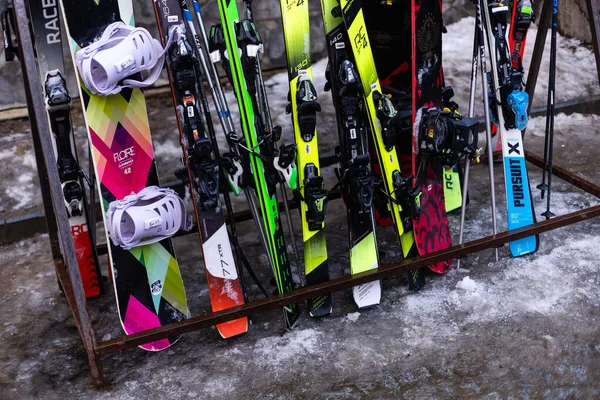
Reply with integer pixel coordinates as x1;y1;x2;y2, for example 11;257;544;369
45;70;71;110
303;164;327;231
75;22;167;95
507;90;529;130
373;90;401;150
221;154;244;196
62;180;84;217
106;186;192;250
274;143;298;190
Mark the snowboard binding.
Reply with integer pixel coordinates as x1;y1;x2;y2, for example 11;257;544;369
75;22;167;95
106;186;192;250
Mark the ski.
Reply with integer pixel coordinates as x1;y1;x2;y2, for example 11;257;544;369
279;0;331;317
509;0;535;77
319;0;380;307
483;0;538;256
212;0;300;328
59;0;190;350
152;0;247;338
337;0;425;290
24;0;103;298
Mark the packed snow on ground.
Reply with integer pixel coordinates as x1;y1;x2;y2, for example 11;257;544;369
0;145;36;212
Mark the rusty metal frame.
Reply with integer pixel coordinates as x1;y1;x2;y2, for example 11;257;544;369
10;0;600;386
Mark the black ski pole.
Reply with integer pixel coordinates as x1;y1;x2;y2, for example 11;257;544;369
540;0;557;219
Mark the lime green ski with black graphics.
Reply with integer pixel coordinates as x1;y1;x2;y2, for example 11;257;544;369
279;0;331;317
338;0;425;290
213;0;300;329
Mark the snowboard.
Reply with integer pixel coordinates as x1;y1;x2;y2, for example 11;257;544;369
28;0;102;298
59;0;190;350
411;0;452;273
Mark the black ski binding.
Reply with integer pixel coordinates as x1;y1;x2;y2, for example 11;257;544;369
296;75;321;142
303;164;327;231
1;2;18;62
418;108;479;165
373;90;401;150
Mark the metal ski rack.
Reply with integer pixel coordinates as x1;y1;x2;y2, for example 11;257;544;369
8;0;600;386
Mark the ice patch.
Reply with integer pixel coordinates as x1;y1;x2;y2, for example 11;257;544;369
254;328;323;367
456;276;478;293
403;234;600;328
345;312;360;323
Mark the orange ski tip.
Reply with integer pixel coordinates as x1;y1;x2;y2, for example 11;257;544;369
216;317;248;339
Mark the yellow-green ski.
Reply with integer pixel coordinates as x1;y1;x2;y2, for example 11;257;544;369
280;0;331;317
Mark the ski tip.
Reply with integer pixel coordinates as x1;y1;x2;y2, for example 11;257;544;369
509;235;539;257
407;268;426;291
216;317;249;339
427;260;452;274
139;336;181;351
352;281;381;309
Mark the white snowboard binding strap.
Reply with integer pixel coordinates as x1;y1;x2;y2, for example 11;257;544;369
75;22;174;96
106;186;192;250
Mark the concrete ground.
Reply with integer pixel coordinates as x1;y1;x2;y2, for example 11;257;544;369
1;17;599;399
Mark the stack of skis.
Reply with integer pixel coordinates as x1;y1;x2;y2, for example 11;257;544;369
0;0;540;349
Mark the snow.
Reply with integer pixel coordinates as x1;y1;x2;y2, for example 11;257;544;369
345;312;361;323
455;276;478;292
254;328;324;367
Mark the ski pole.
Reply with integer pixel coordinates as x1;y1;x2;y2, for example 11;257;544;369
541;0;557;219
479;0;499;261
457;5;482;269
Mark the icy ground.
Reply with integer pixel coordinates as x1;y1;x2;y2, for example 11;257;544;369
0;16;599;399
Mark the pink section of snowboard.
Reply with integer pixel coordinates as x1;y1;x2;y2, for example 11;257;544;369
90;122;153;200
123;295;171;351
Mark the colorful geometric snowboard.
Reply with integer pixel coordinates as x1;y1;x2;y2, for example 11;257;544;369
59;0;189;350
